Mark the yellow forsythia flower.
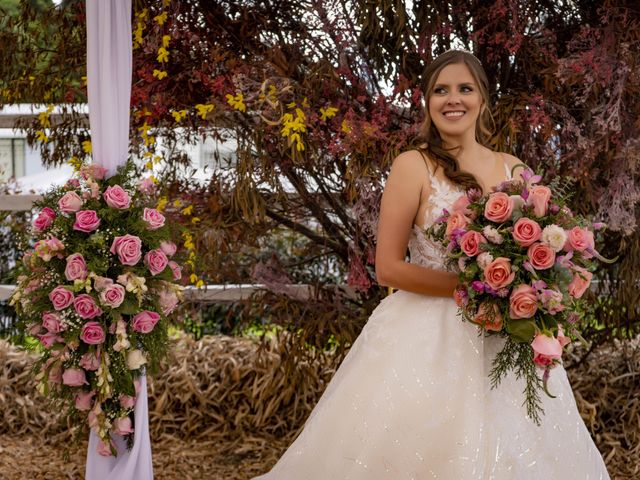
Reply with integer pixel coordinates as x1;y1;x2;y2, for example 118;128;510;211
171;110;187;122
191;217;201;224
225;93;246;112
302;97;310;108
137;8;148;19
195;103;214;119
189;273;198;283
157;47;169;63
157;196;168;211
162;35;171;48
82;140;92;153
181;205;193;215
153;69;167;80
286;101;296;109
341;119;352;133
162;0;171;6
36;130;49;143
173;199;183;208
319;106;338;121
154;11;167;25
145;160;153;170
195;279;204;288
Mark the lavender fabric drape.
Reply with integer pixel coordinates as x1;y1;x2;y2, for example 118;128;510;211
85;1;153;478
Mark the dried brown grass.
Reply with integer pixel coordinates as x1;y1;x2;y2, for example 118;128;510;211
0;333;638;479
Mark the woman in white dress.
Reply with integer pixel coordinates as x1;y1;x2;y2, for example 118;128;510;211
253;50;610;479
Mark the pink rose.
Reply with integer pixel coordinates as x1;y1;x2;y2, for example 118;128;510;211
103;185;131;209
512;217;542;247
65;253;88;281
160;241;177;257
66;178;80;188
62;368;88;386
80;321;106;344
509;284;538;319
42;312;63;333
459;230;486;257
527;185;552;217
557;325;571;348
564;227;595;257
49;286;74;310
483;257;516;290
110;234;142;266
527;242;556;270
97;438;115;457
138;177;155;195
73;210;101;233
58;191;83;213
144;249;168;275
472;302;503;331
80;164;108;180
568;266;593;299
33;207;56;231
445;211;469;238
484;192;514;223
531;333;562;369
159;289;179;315
120;394;136;409
75;390;95;411
142;208;166;230
168;261;182;280
112;416;134;436
74;294;103;319
79;351;100;370
37;332;63;348
99;284;126;308
132;310;160;333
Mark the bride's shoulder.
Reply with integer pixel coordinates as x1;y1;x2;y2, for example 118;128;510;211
391;148;436;176
499;151;527;175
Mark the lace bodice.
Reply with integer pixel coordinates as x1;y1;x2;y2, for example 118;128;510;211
408;162;513;271
408;175;464;271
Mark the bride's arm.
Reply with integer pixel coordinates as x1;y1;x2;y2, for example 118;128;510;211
374;151;458;297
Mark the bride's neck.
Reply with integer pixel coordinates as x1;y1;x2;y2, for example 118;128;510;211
440;135;484;170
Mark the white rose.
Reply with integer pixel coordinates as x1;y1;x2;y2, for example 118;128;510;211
482;226;504;244
126;349;147;370
477;252;494;270
541;224;567;252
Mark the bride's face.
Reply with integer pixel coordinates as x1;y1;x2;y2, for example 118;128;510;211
427;62;483;140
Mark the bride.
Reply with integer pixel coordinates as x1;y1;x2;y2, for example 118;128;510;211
253;50;610;479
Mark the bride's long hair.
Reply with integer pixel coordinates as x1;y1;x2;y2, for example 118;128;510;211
411;50;495;192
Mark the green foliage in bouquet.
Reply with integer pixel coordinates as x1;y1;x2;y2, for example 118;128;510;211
10;160;184;456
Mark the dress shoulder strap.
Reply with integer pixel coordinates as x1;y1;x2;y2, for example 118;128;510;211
497;152;512;180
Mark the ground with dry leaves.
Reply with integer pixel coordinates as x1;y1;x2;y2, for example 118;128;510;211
1;333;638;479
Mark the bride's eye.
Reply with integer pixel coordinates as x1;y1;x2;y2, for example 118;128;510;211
461;85;473;93
433;87;446;94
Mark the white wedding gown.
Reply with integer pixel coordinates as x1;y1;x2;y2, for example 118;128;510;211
253;165;610;479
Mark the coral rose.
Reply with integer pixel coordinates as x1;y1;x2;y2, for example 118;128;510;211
509;284;538;319
568;266;593;299
527;243;556;270
564;227;595;258
459;230;486;257
527;185;552;217
483;257;515;290
484;192;514;223
445;211;469;238
512;217;542;247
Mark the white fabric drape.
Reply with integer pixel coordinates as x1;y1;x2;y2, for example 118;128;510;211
85;1;153;478
86;0;132;177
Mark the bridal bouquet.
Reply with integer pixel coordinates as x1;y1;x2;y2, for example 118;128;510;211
426;167;614;424
10;160;183;456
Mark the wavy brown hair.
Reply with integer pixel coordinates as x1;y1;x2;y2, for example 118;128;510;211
411;50;496;192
